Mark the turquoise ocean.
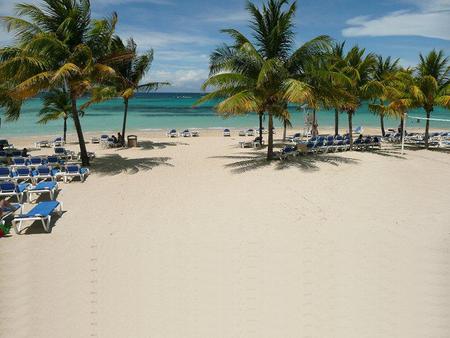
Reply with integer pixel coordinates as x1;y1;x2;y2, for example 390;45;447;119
1;93;449;137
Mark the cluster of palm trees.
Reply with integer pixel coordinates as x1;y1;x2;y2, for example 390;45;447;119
200;0;449;159
0;0;167;166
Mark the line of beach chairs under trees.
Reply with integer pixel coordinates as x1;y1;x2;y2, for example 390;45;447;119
0;138;90;236
0;0;449;166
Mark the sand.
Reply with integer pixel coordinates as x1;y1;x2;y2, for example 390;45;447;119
1;130;449;338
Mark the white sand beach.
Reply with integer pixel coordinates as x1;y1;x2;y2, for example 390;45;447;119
1;131;450;338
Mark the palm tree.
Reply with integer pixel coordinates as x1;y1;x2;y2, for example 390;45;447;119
329;41;346;136
110;38;169;145
412;50;449;148
38;88;85;142
369;55;400;136
0;0;119;165
200;0;331;160
336;46;377;149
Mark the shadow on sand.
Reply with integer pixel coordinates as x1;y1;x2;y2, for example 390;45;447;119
211;151;359;174
91;154;173;175
19;211;66;235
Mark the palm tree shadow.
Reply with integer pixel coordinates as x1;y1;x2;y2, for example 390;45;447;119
211;152;359;174
137;140;189;150
365;148;407;159
92;154;173;176
275;153;359;171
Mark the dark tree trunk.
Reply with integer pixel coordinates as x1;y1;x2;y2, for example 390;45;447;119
283;119;287;141
424;108;431;149
380;115;385;137
70;96;89;166
399;116;404;142
259;111;263;141
63;117;67;143
121;98;129;146
334;109;339;136
267;112;274;160
348;110;353;150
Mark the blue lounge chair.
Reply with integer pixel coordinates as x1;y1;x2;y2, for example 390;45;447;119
12;157;28;167
12;200;63;234
0;150;7;163
62;164;90;183
27;181;59;202
47;156;62;167
29;156;44;167
279;145;298;160
167;129;178;138
54;147;71;160
0;181;30;203
223;129;231;137
0;167;13;181
52;137;64;147
11;150;22;157
32;166;59;183
13;166;33;183
1;203;22;226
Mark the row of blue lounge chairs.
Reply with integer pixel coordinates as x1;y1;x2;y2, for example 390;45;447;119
1;177;63;233
280;135;381;159
0;164;89;184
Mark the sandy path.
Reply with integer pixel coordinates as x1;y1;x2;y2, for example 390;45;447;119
1;135;449;337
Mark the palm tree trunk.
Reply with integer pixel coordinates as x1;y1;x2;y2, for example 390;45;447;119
334;109;339;136
348;111;353;150
400;116;404;142
121;98;129;146
70;95;89;166
424;109;431;149
63;117;67;143
283;119;287;142
259;111;263;141
267;112;274;160
380;115;385;137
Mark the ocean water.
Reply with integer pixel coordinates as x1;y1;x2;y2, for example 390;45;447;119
1;92;449;137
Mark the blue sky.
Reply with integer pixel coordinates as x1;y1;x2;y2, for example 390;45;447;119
1;0;449;91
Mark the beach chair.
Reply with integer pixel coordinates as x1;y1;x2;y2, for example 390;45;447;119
13;166;33;183
29;156;44;168
62;164;90;183
0;151;8;163
52;137;65;147
167;129;178;138
100;135;109;143
238;130;246;136
288;132;302;142
246;129;255;136
34;140;49;149
353;126;364;135
12;200;63;234
191;130;200;137
0;139;13;150
32;166;59;183
180;129;191;137
1;203;22;226
27;181;59;202
0;167;13;181
54;147;74;160
76;151;96;161
253;137;264;148
0;181;30;203
11;157;28;167
91;136;100;144
223;129;231;137
47;156;63;167
279;145;298;160
239;140;253;148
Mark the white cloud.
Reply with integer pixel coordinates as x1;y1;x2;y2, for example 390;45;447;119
342;1;450;40
203;10;249;23
117;27;218;49
146;68;209;91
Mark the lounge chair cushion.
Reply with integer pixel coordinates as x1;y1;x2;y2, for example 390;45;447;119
17;201;60;218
